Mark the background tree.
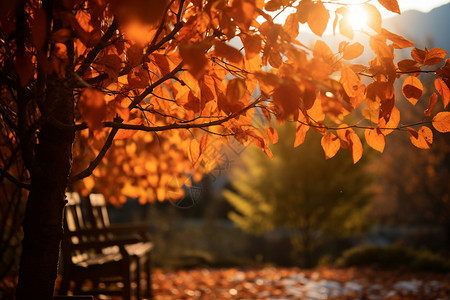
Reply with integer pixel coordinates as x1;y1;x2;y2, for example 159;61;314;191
225;124;374;267
0;0;450;299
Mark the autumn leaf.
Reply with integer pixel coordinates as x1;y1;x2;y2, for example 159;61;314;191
337;126;363;164
365;128;385;153
342;42;364;60
377;0;400;14
435;78;450;108
424;93;438;117
402;76;423;105
321;132;340;159
240;34;262;59
432;112;450;133
78;89;107;131
267;127;279;144
283;13;299;40
397;59;420;72
213;41;243;64
411;47;426;64
424;48;447;66
50;28;72;43
381;28;413;49
115;118;143;140
294;122;309;147
340;66;360;98
179;42;209;79
364;4;382;33
272;80;302;120
407;126;433;149
307;2;329;37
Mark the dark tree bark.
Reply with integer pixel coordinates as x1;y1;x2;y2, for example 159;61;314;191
16;75;75;300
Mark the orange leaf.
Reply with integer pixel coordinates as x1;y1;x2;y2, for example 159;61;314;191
340;66;360;98
342;42;364;60
424;48;447;66
240;34;262;59
435;78;450;108
411;47;426;64
432;112;450;133
424;93;438;117
365;128;385;153
337;126;363;164
408;126;433;149
267;127;279;144
377;0;400;14
273;80;302;120
378;106;400;135
364;4;382;33
402;76;423;105
179;42;208;79
321;132;340;159
307;2;330;37
397;59;419;72
213;41;243;63
381;28;413;49
283;13;299;40
79;89;107;131
294;123;310;147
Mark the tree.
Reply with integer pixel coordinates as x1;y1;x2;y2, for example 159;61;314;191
225;124;374;267
0;0;449;298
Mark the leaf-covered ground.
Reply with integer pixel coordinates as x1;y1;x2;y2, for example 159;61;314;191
152;267;450;299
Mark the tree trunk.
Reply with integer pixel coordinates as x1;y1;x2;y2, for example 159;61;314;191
16;76;75;300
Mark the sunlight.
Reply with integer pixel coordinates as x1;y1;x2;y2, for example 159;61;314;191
348;5;369;31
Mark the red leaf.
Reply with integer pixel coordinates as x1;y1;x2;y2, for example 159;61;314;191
432;112;450;133
240;34;262;59
411;47;426;64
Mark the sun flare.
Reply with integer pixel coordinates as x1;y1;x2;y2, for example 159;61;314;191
348;5;369;31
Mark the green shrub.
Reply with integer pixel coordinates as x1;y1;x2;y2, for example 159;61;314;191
336;245;450;272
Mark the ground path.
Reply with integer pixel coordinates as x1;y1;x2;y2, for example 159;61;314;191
152;267;450;299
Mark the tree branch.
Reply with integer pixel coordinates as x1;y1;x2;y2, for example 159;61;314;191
68;117;121;183
0;167;31;190
128;62;183;109
75;18;118;77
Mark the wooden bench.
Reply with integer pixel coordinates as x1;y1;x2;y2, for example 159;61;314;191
59;192;153;299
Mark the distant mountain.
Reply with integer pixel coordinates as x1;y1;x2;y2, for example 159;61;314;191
383;3;450;51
